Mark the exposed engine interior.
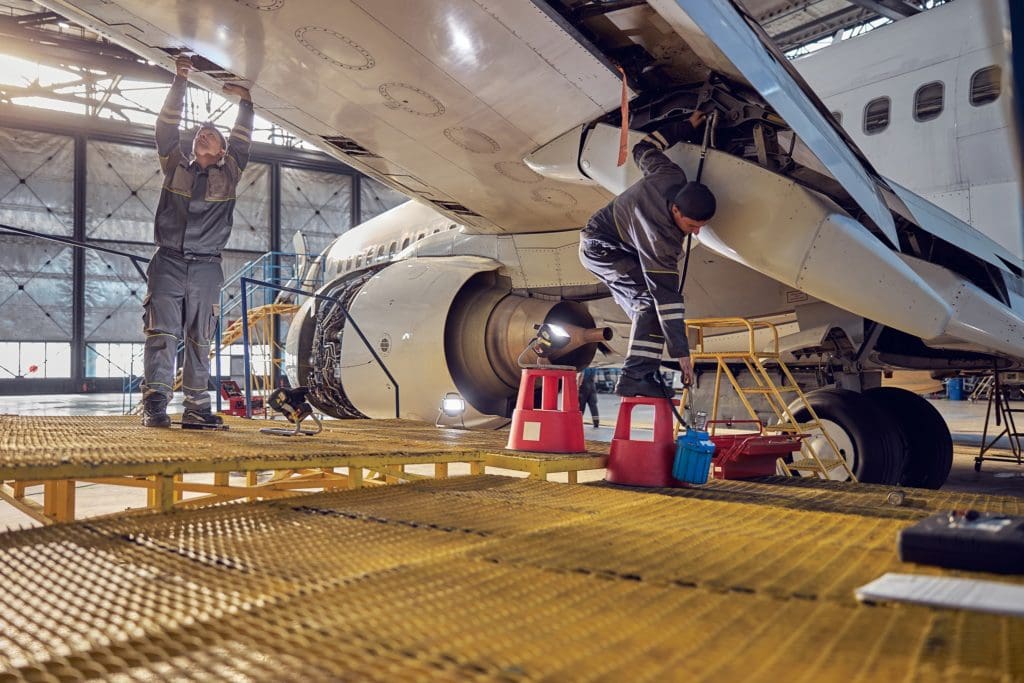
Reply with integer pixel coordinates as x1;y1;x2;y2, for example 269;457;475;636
288;266;610;421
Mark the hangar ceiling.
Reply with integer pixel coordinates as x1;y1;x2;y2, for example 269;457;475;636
737;0;932;52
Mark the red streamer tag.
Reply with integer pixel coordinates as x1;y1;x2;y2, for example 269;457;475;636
617;67;629;167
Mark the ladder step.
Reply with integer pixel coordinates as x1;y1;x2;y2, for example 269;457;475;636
787;458;844;471
766;422;820;432
740;385;802;395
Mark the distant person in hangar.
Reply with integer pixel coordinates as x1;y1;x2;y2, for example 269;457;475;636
141;54;254;428
579;110;715;398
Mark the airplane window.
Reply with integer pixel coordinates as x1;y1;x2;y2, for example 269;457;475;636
355;255;362;267
388;242;397;257
970;66;1001;106
401;237;410;249
914;82;944;122
830;111;842;125
417;232;425;241
863;97;890;135
376;245;385;261
432;229;441;234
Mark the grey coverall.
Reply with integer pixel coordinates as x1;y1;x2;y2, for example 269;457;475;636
579;122;700;379
141;75;254;410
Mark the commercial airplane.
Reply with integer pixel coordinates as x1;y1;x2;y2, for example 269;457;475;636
40;0;1023;488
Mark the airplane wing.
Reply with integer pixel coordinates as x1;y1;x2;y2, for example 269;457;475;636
37;0;1006;269
38;0;624;234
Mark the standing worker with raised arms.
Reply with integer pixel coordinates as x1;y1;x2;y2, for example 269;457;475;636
141;54;254;428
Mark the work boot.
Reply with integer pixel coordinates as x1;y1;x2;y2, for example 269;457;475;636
181;406;224;429
614;373;673;399
142;394;171;428
592;419;600;428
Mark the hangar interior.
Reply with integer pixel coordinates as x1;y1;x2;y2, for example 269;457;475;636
0;0;1022;680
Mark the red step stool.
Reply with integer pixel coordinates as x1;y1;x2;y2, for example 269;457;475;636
606;396;681;487
506;367;585;453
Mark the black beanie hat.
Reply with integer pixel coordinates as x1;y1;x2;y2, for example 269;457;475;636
672;182;716;222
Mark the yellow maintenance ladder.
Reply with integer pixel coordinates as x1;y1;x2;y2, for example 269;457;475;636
686;317;857;482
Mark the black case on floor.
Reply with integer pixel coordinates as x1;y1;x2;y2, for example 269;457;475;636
898;510;1024;574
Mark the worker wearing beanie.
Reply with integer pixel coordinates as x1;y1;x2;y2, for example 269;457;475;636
579;109;716;398
141;53;254;427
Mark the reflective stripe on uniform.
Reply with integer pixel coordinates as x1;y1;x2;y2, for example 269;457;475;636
629;339;663;352
628;348;663;360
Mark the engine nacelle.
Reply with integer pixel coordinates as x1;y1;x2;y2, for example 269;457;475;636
285;256;607;427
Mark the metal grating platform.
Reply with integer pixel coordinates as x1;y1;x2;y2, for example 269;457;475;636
0;475;1021;681
0;415;608;476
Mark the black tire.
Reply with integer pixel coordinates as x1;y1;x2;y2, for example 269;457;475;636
864;387;952;489
789;388;903;484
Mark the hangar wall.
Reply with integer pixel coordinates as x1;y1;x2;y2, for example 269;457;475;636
0;108;406;394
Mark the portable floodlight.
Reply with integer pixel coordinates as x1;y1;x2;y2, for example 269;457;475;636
436;392;467;428
531;323;571;358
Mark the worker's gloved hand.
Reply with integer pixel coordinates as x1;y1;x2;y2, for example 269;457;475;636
649;113;704;149
175;54;192;80
678;356;695;387
222;83;252;103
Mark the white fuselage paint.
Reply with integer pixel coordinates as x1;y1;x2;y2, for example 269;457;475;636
794;0;1022;260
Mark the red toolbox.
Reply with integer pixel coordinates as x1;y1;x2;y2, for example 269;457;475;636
220;380;264;417
707;420;806;480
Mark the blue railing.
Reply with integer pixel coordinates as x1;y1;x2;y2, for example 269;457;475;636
214;253;323;412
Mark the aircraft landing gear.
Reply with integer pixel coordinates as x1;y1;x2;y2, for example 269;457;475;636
863;387;953;489
788;388;903;484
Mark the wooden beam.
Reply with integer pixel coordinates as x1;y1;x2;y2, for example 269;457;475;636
0;483;50;525
43;480;76;523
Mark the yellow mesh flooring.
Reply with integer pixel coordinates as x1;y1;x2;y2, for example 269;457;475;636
0;415;608;478
0;475;1021;681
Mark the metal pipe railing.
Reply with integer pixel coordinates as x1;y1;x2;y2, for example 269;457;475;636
239;277;400;419
0;222;150;281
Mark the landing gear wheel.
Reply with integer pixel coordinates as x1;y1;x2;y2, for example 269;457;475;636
864;387;952;489
789;388;903;484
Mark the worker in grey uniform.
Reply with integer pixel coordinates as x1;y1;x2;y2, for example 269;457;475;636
579;110;715;398
141;54;254;427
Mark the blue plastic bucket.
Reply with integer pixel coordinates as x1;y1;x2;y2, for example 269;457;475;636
673;429;716;485
947;377;964;401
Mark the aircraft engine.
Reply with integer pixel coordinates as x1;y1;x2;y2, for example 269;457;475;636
284;256;610;428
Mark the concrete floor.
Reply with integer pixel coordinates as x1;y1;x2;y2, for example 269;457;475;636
0;390;1019;530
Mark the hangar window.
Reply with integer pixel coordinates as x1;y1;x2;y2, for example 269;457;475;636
863;97;890;134
970;66;1001;106
0;341;71;379
85;342;142;378
830;111;842;125
914;82;944;122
